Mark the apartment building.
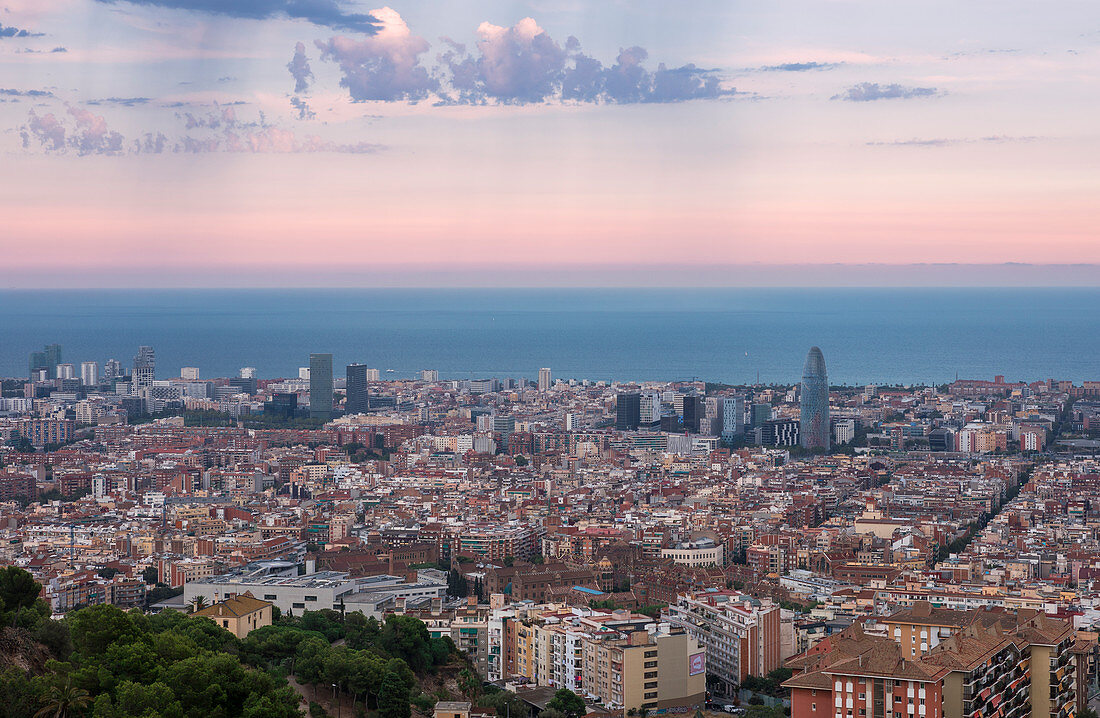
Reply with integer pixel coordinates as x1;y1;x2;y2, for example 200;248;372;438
785;608;1078;718
663;590;782;695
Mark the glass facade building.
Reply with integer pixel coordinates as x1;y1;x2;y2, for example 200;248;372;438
800;346;830;450
309;353;334;420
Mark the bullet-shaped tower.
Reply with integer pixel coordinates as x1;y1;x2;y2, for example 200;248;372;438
800;346;830;450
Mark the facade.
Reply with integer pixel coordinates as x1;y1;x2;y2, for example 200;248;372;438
785;607;1078;718
80;361;99;386
20;419;74;447
664;591;782;695
346;363;371;415
28;343;62;380
639;391;662;429
800;346;830;450
309;353;334;420
660;538;725;567
581;625;706;712
133;345;156;392
539;367;553;392
721;396;745;443
616;393;641;431
193;592;274;638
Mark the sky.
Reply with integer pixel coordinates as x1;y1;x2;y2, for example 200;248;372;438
2;0;1099;287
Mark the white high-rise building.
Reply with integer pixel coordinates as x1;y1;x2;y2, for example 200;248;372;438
299;367;311;380
364;368;381;381
181;367;200;380
640;391;661;427
538;367;552;392
564;413;578;431
80;361;99;386
421;369;439;382
721;396;745;442
56;363;75;380
240;367;257;379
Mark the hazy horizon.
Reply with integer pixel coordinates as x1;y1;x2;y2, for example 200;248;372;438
4;262;1100;289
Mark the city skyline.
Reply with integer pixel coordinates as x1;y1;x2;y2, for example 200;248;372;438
3;1;1100;286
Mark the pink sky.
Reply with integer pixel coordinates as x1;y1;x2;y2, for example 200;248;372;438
2;1;1099;285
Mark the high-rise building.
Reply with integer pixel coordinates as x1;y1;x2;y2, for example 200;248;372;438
239;367;257;379
55;363;75;380
639;391;662;429
133;346;156;392
346;364;370;415
181;367;200;381
421;369;439;382
681;395;701;433
104;358;123;383
28;343;62;380
720;396;745;443
80;361;99;387
309;353;334;420
538;367;552;392
799;346;830;450
615;392;641;431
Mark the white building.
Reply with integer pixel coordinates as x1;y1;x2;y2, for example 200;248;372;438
834;418;856;445
80;361;99;386
181;367;201;380
538;367;552;392
660;537;724;567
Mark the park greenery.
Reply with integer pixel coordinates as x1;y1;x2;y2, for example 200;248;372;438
0;566;464;718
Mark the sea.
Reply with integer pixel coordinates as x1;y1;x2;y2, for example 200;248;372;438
1;288;1098;386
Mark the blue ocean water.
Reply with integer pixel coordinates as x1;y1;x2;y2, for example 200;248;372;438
0;288;1098;385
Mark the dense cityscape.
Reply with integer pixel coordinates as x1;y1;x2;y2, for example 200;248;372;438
3;342;1100;718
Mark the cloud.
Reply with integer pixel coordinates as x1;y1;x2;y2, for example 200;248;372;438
288;41;314;94
832;82;938;101
438;19;733;104
1;88;55;98
758;61;839;72
86;97;151;107
867;135;1040;148
315;7;437;101
20;104;382;155
92;0;382;34
0;23;44;38
21;105;125;155
290;95;315;120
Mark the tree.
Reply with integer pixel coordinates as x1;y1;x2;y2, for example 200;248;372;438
457;668;482;702
546;689;585;718
141;567;158;585
377;670;411;718
34;679;91;718
96;567;120;580
0;565;43;627
189;595;208;612
380;615;433;673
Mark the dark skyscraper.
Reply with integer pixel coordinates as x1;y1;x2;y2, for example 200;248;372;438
346;363;370;415
28;343;62;379
681;395;701;433
800;346;830;450
310;353;334;420
615;392;641;431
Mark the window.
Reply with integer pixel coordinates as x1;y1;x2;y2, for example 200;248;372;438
305;595;318;601
223;620;229;627
264;594;277;600
293;602;305;609
813;705;817;712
